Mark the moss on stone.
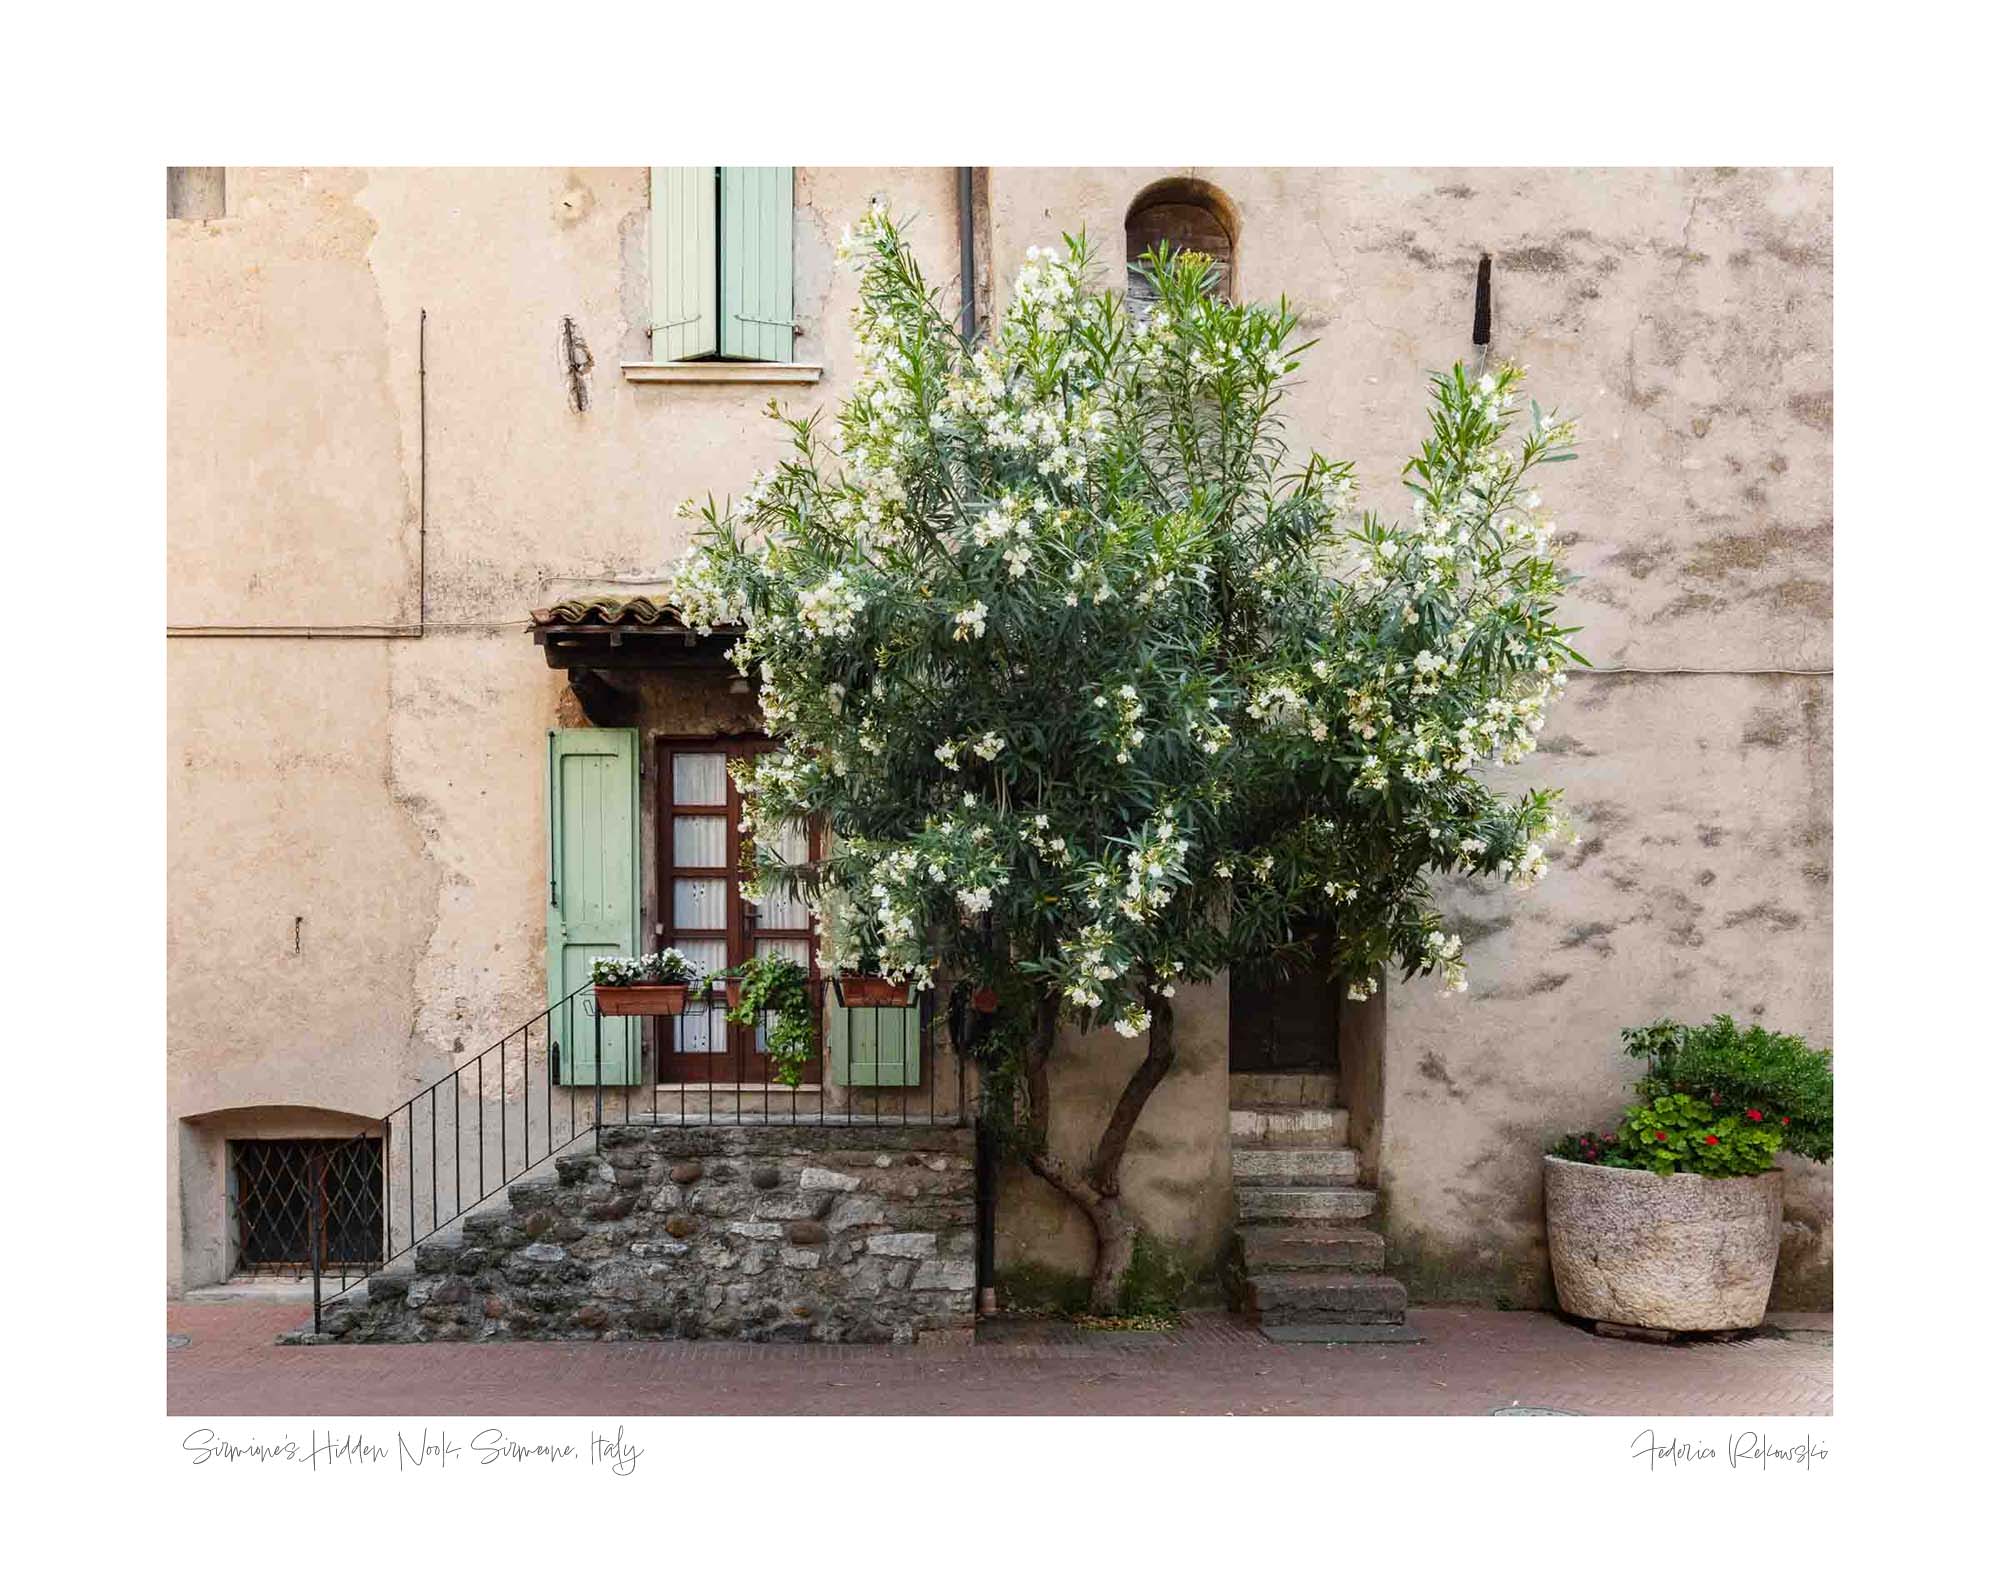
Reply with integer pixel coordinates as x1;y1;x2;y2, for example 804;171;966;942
998;1232;1218;1318
994;1259;1093;1314
1118;1232;1194;1317
1386;1226;1553;1310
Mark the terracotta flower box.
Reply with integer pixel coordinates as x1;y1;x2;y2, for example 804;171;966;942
834;974;914;1008
593;983;691;1017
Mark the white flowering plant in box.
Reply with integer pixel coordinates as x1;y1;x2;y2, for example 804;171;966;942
588;948;702;988
664;209;1584;1308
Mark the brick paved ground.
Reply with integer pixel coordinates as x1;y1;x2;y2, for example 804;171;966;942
167;1301;1831;1416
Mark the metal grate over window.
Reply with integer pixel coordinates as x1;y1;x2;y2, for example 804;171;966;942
229;1138;385;1276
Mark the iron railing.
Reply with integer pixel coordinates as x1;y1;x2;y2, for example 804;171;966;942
635;980;967;1129
308;983;967;1332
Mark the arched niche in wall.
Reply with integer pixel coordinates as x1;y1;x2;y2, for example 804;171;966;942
1125;177;1239;303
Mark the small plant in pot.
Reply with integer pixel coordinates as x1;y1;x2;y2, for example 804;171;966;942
1546;1015;1832;1334
590;948;701;1017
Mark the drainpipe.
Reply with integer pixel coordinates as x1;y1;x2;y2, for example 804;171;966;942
958;167;977;343
957;166;997;1317
975;1105;998;1317
1472;254;1492;378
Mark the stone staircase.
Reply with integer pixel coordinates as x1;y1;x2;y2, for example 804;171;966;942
1230;1076;1415;1342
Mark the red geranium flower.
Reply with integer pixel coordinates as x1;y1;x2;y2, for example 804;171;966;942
1655;1131;1668;1142
971;986;1000;1014
1705;1134;1719;1146
1746;1109;1764;1122
1780;1117;1790;1127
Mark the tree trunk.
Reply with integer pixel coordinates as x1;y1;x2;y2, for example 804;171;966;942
1021;987;1178;1313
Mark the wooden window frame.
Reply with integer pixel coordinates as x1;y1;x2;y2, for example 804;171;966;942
654;735;823;1086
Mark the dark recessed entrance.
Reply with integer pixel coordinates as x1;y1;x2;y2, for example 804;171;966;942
1229;935;1341;1075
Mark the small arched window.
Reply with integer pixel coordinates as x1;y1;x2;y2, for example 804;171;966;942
1125;179;1237;304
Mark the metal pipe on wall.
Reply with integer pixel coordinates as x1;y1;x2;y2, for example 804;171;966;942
958;167;977;342
957;165;1001;1314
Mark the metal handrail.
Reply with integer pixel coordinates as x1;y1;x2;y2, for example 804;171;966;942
310;981;601;1333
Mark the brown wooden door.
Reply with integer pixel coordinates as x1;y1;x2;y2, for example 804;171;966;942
655;737;822;1085
1228;933;1342;1073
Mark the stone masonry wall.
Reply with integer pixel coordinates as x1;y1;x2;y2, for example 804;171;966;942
313;1125;976;1344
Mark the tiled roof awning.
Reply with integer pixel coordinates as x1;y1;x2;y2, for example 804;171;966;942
528;594;741;670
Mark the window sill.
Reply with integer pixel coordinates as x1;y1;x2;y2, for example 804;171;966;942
622;361;822;386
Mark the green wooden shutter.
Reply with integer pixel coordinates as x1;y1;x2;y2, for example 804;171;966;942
825;988;923;1088
720;166;794;362
547;729;642;1085
650;166;717;361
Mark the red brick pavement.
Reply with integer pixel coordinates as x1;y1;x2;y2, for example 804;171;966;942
167;1303;1831;1417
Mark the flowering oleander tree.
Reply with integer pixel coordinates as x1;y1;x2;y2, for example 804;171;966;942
667;208;1584;1309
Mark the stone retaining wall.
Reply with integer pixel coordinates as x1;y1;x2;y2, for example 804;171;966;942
312;1125;977;1344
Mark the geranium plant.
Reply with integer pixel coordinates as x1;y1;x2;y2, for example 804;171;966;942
666;208;1583;1308
1552;1016;1833;1177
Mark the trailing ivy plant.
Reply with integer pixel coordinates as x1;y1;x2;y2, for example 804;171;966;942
666;208;1585;1309
719;955;816;1088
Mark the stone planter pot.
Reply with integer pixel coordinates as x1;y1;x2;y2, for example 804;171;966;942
593;983;690;1017
834;975;914;1008
1543;1155;1783;1332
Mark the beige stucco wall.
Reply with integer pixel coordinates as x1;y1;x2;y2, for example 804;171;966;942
168;166;1831;1307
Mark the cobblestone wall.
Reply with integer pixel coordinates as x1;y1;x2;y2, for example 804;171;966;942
312;1125;977;1343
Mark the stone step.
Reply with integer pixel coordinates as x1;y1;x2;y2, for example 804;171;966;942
1248;1272;1408;1323
1229;1146;1360;1185
412;1232;467;1273
1241;1225;1385;1273
1228;1072;1338;1108
1229;1107;1349;1146
1235;1185;1377;1223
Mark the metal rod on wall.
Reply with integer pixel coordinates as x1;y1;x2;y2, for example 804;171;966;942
418;307;428;631
958;168;977;343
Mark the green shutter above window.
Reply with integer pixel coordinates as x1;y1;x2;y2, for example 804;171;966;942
720;166;794;362
825;988;923;1088
547;728;643;1086
650;167;718;362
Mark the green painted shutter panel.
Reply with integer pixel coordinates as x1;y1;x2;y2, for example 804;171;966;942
650;166;717;361
720;166;794;362
824;988;923;1088
547;729;643;1085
